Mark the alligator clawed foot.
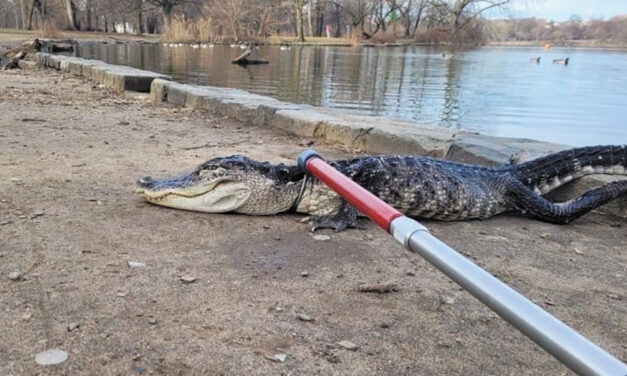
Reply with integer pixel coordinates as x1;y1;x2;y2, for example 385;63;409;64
312;217;366;232
312;204;365;232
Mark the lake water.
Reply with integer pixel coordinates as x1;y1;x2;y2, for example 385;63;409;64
74;43;627;147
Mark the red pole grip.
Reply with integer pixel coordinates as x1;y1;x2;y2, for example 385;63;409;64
305;157;403;232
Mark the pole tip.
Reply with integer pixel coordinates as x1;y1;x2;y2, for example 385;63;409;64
297;149;322;172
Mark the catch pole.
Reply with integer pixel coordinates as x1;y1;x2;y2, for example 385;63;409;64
297;149;627;376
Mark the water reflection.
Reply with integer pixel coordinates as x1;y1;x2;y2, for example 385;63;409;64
75;43;627;146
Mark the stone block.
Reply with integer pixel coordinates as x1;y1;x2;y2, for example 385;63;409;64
35;52;49;67
271;108;336;138
59;59;71;73
361;123;456;157
80;60;107;80
150;79;170;103
447;136;568;165
164;81;191;105
67;60;84;76
103;67;171;93
90;66;108;84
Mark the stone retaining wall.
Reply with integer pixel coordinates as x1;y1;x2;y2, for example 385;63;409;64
36;53;624;217
36;53;171;93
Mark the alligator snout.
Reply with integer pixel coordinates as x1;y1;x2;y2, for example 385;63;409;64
137;176;155;189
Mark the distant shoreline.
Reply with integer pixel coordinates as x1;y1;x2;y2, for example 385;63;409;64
2;28;626;51
483;40;627;50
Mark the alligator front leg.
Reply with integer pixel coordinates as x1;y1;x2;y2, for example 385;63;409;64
313;201;366;232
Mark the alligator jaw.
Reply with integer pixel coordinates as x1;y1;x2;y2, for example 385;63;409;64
136;175;252;213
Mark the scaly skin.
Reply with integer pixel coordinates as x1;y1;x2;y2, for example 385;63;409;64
136;145;627;231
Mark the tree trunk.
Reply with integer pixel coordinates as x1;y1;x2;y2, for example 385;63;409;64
64;0;78;30
230;20;238;41
10;0;20;29
411;0;425;38
136;0;143;35
403;0;412;37
86;0;92;30
307;0;313;36
378;2;386;32
162;3;173;27
334;3;341;37
316;6;324;37
452;14;461;41
19;0;28;29
26;0;36;30
295;4;305;42
450;0;465;41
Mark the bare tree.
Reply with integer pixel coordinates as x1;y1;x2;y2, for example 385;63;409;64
397;0;426;37
333;0;375;38
3;0;21;28
136;0;143;34
312;0;326;36
149;0;185;26
25;0;43;29
431;0;510;40
63;0;78;30
307;0;312;36
250;0;290;37
293;0;308;42
371;0;400;34
206;0;248;40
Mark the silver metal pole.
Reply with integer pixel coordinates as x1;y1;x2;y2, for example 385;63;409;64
390;216;627;376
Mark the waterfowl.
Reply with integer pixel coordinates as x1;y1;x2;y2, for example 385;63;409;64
529;57;541;63
553;57;569;65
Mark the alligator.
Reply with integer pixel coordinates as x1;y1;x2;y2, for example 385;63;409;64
136;145;626;231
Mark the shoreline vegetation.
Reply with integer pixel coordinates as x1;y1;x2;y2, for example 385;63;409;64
2;29;626;50
1;0;626;50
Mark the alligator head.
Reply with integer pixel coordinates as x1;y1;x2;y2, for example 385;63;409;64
136;155;304;215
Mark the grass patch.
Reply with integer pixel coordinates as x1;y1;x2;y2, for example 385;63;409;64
162;16;213;43
37;21;63;39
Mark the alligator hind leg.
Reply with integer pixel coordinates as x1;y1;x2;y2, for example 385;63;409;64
505;178;627;224
313;202;366;232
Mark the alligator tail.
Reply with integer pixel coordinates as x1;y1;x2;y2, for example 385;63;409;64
502;145;627;194
506;178;627;224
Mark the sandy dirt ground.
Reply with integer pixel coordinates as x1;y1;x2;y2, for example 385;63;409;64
0;68;625;375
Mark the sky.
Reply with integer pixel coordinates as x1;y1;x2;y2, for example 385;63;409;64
490;0;626;21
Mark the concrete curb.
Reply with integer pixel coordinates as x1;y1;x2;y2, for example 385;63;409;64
36;54;624;218
35;52;171;93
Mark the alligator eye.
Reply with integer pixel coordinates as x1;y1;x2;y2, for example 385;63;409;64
137;176;154;188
